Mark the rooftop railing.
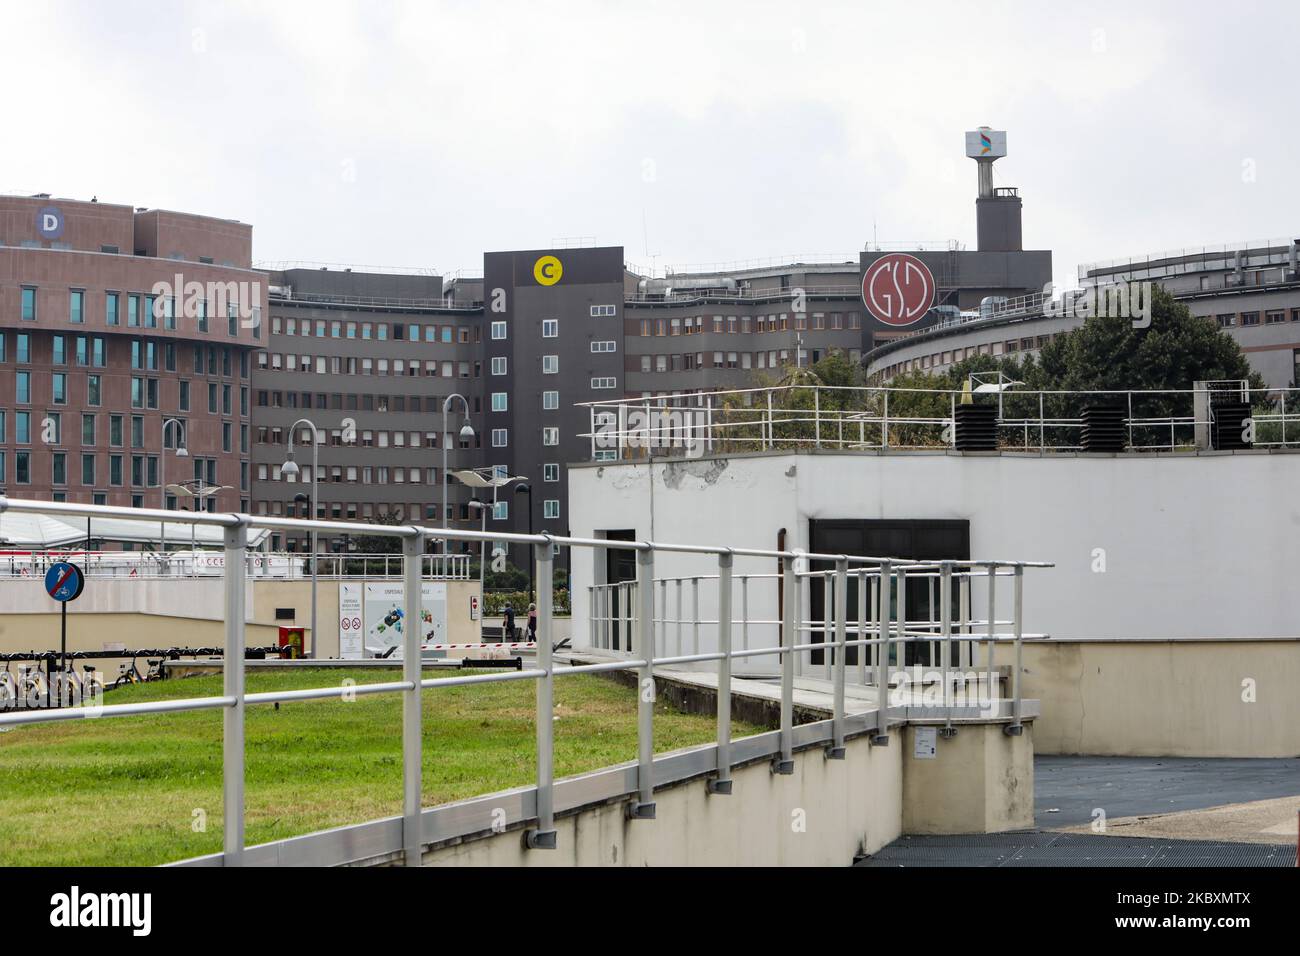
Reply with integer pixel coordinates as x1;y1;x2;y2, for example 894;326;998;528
579;384;1300;457
0;495;1048;868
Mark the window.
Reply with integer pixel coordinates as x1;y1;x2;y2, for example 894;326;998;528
591;377;617;389
1216;314;1235;328
493;501;508;520
491;321;507;340
81;454;95;486
542;319;558;338
127;294;140;327
544;499;560;519
542;427;559;446
69;290;84;324
1266;310;1285;325
542;390;559;410
544;463;559;482
591;340;617;353
492;428;508;447
16;333;29;363
53;373;67;404
21;287;37;321
16;452;30;484
81;414;95;445
491;392;508;412
590;304;616;317
491;356;507;376
1240;312;1260;326
542;355;559;374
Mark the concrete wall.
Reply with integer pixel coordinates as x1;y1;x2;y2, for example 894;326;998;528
902;723;1035;833
568;450;1300;651
422;728;904;867
1022;639;1300;757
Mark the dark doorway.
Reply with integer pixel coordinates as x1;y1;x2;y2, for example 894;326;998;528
603;529;637;651
807;519;970;667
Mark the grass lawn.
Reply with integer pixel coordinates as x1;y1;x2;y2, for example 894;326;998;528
0;667;763;867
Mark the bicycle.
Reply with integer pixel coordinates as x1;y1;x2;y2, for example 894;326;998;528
0;660;18;712
110;657;145;691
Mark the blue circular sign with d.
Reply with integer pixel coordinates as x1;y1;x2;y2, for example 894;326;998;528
37;206;64;240
45;562;85;603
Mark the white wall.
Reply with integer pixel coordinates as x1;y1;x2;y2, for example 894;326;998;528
569;450;1300;662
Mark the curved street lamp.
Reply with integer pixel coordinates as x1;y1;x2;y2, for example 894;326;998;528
514;482;534;602
440;394;475;552
160;418;188;555
281;418;320;658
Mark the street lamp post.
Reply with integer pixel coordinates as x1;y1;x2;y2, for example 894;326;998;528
468;499;488;639
160;418;188;560
440;394;474;553
514;482;534;603
281;418;320;659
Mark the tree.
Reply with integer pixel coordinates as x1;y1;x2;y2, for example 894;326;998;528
1036;287;1265;423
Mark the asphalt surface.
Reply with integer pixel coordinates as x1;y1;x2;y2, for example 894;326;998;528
858;756;1300;867
1035;755;1300;828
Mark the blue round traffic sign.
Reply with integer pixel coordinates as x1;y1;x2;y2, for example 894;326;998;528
44;562;85;603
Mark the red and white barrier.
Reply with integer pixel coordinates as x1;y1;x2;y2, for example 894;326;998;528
423;642;537;651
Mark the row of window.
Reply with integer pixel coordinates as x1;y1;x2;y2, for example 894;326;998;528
0;410;246;455
1212;309;1300;327
637;348;861;373
0;331;251;380
638;312;862;337
258;353;477;378
0;450;237;489
16;287;257;338
255;390;481;417
259;426;470;450
255;495;561;524
880;334;1069;378
490;427;562;448
490;355;564;375
271;316;478;344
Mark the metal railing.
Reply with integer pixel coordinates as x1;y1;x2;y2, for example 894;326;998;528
623;285;863;305
0;550;471;580
579;384;1300;457
0;494;1049;868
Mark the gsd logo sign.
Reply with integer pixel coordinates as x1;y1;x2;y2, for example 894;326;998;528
533;255;562;286
861;253;935;327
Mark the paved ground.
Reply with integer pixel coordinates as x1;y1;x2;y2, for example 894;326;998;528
858;831;1295;867
1035;755;1300;828
861;756;1300;867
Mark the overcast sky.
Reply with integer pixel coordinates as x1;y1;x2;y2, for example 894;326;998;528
6;0;1296;288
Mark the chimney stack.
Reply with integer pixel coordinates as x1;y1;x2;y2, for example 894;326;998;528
965;128;1023;252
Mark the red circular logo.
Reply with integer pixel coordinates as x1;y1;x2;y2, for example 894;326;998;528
861;253;936;327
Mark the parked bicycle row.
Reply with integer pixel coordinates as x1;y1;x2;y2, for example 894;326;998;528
0;646;289;711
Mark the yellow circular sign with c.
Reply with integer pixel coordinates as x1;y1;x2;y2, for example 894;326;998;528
534;255;563;286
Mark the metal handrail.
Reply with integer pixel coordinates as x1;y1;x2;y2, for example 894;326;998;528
0;495;1049;868
0;550;472;580
579;384;1300;456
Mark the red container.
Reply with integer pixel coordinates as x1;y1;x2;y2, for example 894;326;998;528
278;626;306;659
